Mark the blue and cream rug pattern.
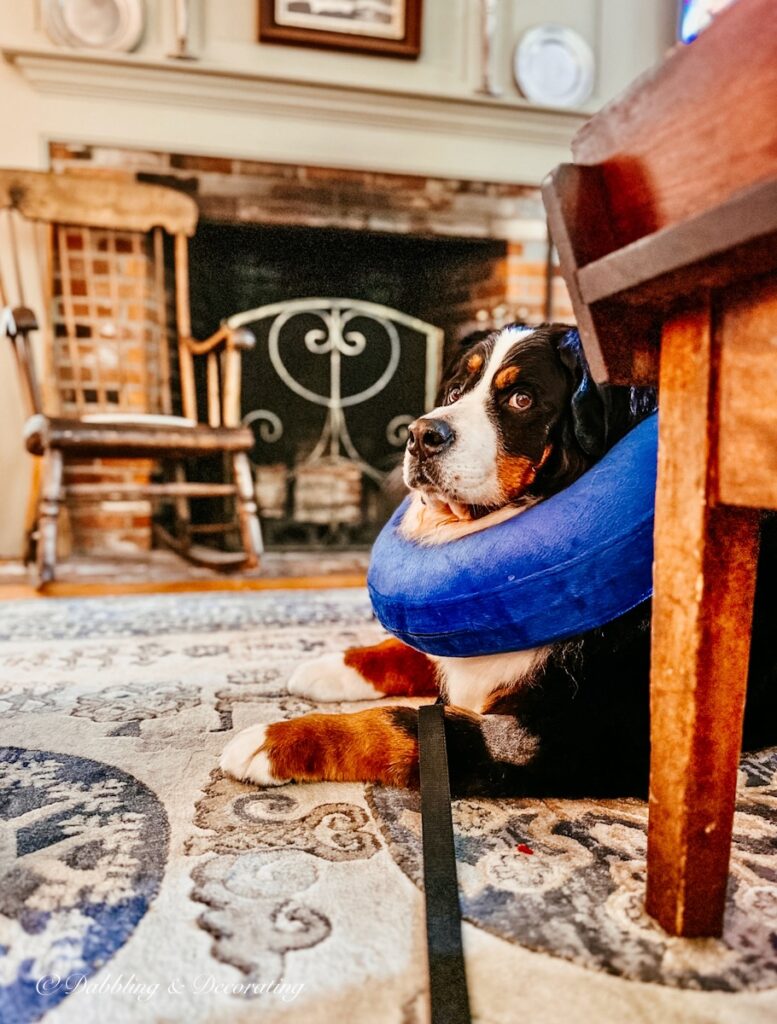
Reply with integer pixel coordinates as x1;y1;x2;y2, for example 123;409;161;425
1;590;776;1024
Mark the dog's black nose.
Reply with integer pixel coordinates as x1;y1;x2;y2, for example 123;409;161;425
407;417;455;459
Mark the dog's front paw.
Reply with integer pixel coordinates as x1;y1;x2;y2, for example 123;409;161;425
287;653;378;702
219;723;286;786
220;709;417;788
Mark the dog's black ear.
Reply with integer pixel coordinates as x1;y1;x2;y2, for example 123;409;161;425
600;382;658;447
556;327;658;457
555;328;608;458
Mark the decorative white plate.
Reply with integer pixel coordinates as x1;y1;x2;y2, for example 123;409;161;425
42;0;145;52
513;24;595;109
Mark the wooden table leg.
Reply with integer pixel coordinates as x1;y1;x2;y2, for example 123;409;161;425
645;305;760;937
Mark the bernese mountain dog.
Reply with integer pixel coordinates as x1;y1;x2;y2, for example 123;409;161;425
221;322;777;798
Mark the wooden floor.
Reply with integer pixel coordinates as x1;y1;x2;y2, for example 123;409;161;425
0;549;369;599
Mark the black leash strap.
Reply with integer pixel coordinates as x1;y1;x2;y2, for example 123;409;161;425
418;703;471;1024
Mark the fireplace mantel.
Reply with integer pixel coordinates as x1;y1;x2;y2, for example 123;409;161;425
2;45;585;181
3;45;585;142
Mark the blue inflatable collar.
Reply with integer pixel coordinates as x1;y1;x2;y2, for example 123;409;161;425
367;413;657;657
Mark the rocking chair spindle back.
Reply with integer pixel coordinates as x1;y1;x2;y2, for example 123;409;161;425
0;168;262;585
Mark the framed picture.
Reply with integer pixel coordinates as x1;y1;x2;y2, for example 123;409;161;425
258;0;423;59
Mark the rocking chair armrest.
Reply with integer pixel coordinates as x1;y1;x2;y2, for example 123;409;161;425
178;322;256;427
3;305;38;337
180;322;256;357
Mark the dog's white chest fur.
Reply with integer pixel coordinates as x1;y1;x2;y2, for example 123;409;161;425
434;647;548;713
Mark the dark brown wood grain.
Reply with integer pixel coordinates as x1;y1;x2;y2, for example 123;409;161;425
542;164;611;381
542;0;777;938
542;164;658;383
572;0;777;248
577;178;777;308
23;416;254;458
646;306;760;937
716;275;777;509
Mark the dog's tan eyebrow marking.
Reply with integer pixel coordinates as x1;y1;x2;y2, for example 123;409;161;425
467;352;484;373
494;365;520;389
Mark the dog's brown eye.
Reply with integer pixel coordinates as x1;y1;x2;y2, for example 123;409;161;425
446;387;462;404
509;392;533;411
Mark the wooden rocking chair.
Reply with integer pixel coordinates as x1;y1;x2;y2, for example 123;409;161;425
0;168;262;586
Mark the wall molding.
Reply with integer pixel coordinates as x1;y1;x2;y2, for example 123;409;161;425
3;47;585;151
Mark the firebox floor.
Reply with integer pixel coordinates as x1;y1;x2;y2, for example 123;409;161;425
0;549;370;598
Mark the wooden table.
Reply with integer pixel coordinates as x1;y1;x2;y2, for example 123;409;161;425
543;0;777;937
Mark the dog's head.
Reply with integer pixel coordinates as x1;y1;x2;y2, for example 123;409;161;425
403;322;656;522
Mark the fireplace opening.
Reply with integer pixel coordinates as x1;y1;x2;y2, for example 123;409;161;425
49;143;574;558
185;221;508;548
189;221;508;363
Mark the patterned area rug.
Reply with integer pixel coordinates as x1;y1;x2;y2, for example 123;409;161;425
1;590;776;1024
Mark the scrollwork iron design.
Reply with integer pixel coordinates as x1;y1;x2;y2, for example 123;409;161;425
228;299;442;484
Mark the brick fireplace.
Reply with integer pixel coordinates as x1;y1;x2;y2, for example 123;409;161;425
49;142;573;554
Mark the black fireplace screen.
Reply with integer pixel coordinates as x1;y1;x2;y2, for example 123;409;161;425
184;221;506;549
229;299;442;546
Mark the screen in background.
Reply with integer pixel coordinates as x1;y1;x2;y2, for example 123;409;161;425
679;0;738;43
